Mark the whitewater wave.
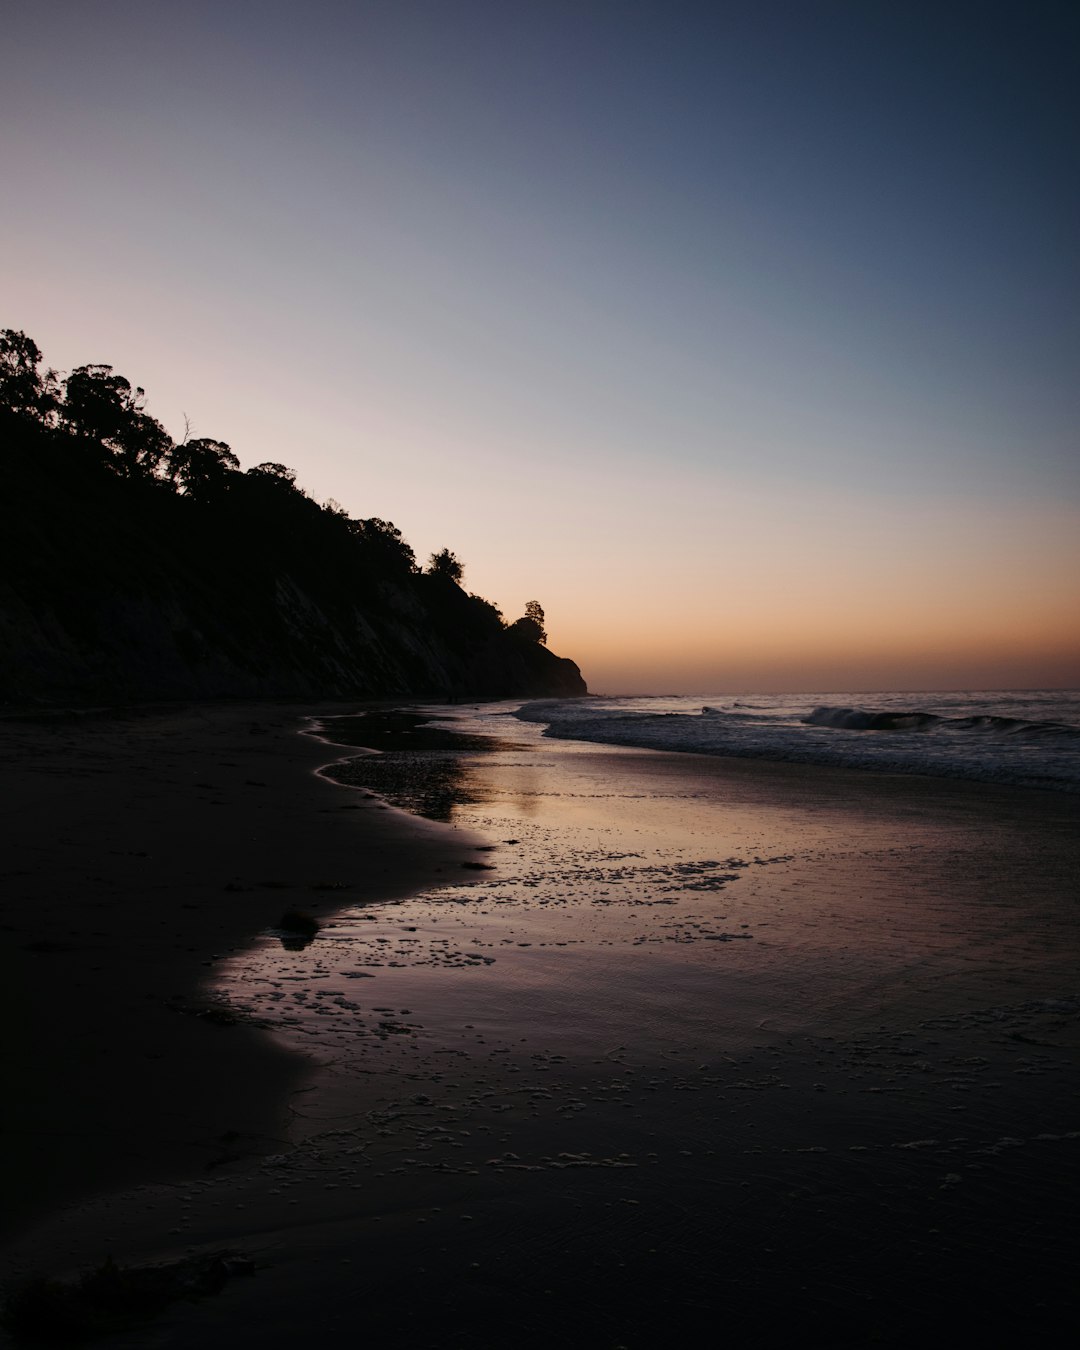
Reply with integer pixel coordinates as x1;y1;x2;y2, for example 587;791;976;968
803;706;1080;738
514;692;1080;793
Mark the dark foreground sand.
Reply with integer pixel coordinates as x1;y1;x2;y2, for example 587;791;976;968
2;704;1078;1347
0;704;484;1232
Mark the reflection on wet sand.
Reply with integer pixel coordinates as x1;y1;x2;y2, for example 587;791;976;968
200;705;1080;1343
317;710;512;821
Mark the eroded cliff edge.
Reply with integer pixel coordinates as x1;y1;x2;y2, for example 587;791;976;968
0;412;586;703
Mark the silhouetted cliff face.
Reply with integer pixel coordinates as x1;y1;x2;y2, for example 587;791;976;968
0;415;586;704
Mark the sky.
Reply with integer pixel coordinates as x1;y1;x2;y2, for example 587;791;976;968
3;0;1078;693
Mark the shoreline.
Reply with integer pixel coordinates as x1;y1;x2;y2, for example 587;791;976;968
3;701;1078;1344
0;701;486;1240
513;689;1080;796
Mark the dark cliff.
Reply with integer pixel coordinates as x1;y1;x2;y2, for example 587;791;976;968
0;412;586;704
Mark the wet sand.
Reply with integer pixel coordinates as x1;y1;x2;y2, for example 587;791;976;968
0;704;484;1234
3;705;1079;1345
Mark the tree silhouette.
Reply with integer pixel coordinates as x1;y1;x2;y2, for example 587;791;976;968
354;518;417;572
428;548;464;583
63;364;170;476
247;461;299;486
111;408;171;478
524;600;547;644
508;601;547;644
0;329;58;421
167;438;240;500
63;365;140;442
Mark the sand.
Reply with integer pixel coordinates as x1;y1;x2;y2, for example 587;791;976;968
2;703;1078;1346
0;704;485;1233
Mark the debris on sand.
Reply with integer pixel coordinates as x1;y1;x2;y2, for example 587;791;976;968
277;909;320;936
272;908;322;951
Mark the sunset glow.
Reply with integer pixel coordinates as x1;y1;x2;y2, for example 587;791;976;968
3;2;1076;693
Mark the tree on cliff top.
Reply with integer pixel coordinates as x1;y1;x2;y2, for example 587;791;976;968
0;329;59;422
427;548;464;583
508;600;547;644
167;437;240;500
63;364;170;477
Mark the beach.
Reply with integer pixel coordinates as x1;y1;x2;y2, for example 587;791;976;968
0;705;485;1229
2;703;1078;1345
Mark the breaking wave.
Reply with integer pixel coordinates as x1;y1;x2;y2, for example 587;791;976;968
515;691;1080;793
803;706;1080;738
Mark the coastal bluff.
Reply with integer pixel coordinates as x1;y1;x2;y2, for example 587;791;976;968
0;404;586;704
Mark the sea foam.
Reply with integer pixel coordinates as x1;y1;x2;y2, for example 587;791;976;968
514;691;1080;792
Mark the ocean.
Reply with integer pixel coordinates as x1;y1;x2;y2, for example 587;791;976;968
509;689;1080;793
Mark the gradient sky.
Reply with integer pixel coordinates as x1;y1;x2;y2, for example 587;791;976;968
3;1;1077;693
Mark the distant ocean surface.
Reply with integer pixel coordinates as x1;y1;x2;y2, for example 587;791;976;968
512;691;1080;793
